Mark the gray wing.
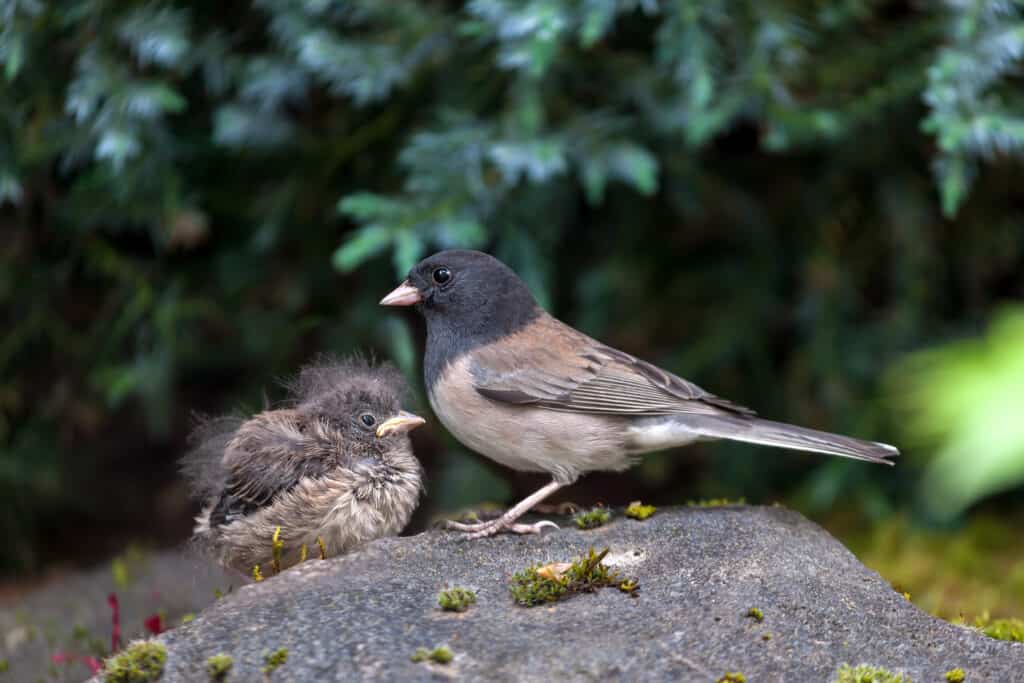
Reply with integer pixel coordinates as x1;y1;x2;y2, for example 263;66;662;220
211;411;339;526
470;316;755;417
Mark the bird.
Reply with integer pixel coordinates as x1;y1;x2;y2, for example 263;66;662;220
181;355;426;573
380;249;898;539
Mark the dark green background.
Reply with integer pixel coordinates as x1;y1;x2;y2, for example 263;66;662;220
2;1;1022;592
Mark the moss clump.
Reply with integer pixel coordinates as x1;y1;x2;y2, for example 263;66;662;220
411;646;453;664
252;564;264;582
717;673;746;683
180;613;195;625
206;654;233;681
832;663;910;683
573;507;611;530
509;547;626;606
437;587;477;612
102;640;167;683
261;648;288;675
618;579;639;594
975;613;1024;642
625;501;656;520
746;607;764;622
271;526;283;574
0;659;8;672
687;497;746;507
945;668;965;683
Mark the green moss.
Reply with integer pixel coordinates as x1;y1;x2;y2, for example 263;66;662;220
746;607;764;622
180;613;195;625
687;498;747;507
205;654;233;681
573;507;611;530
832;663;911;683
944;668;965;683
252;565;264;582
0;659;8;673
975;613;1024;642
835;513;1024;620
625;501;656;520
509;547;626;606
411;646;453;665
102;640;167;683
271;526;283;574
261;648;288;675
717;673;746;683
110;546;148;590
437;587;477;612
111;557;130;589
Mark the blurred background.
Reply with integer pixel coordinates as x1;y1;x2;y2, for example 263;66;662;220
2;0;1024;673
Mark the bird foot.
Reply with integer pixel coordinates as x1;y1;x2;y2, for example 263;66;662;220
445;517;558;540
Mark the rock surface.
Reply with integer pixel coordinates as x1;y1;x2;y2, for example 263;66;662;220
107;505;1024;682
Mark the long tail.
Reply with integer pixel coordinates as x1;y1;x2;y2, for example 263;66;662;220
685;414;898;465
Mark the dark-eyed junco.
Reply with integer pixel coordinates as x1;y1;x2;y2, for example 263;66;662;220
381;250;898;539
181;356;426;573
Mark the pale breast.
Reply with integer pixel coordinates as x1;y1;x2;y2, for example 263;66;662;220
428;355;632;483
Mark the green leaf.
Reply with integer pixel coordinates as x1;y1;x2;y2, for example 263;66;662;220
392;229;425;276
0;172;23;206
892;308;1024;518
936;155;973;219
337;193;405;221
3;36;24;81
437;218;487;249
609;143;658;196
332;226;393;273
578;0;618;48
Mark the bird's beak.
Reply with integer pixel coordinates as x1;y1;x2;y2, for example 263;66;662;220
376;411;426;437
380;280;422;307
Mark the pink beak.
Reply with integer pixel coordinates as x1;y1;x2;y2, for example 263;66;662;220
380;280;422;307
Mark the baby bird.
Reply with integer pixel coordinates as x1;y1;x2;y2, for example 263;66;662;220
182;356;425;574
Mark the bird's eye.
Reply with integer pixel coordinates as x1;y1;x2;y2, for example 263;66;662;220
432;267;452;285
360;413;376;428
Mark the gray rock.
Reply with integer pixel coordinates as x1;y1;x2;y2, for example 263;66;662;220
118;507;1024;681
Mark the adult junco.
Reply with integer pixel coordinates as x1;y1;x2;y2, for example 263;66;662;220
181;356;426;573
381;250;898;539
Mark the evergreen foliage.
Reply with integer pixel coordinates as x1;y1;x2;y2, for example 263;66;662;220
1;1;1022;573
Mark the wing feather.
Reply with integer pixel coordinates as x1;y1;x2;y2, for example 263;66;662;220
210;411;340;527
471;315;756;418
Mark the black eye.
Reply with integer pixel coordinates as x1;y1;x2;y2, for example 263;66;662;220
360;413;376;427
432;267;451;285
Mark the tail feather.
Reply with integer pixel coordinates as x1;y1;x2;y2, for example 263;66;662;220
686;415;898;465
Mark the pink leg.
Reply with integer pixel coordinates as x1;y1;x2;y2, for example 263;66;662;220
445;480;564;539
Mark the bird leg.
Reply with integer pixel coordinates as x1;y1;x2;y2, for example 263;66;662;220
445;480;564;539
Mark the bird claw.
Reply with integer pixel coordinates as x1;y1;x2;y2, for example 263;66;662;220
445;517;559;540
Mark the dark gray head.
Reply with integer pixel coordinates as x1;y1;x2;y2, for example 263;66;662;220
285;354;424;449
380;250;541;384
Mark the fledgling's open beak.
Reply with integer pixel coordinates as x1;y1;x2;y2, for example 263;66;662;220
376;411;426;437
380;280;422;307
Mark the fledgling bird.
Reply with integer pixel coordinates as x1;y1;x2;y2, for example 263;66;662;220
381;250;898;539
181;356;426;573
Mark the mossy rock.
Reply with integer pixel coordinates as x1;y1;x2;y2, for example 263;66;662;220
126;506;1024;681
